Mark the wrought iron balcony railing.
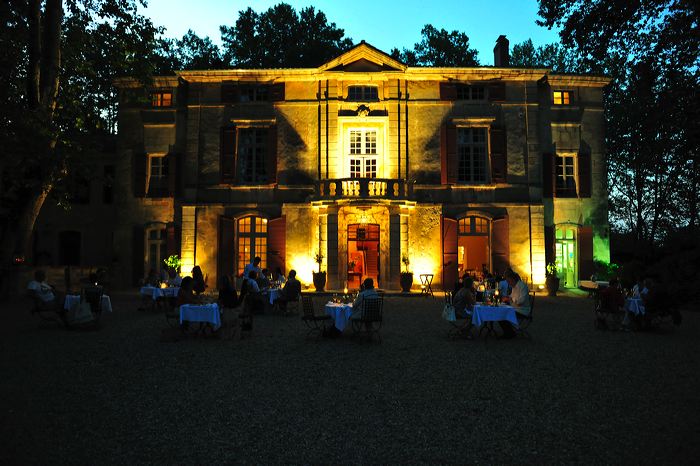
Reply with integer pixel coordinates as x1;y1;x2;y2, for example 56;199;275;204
314;178;412;201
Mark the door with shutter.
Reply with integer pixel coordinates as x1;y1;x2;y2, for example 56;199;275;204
441;216;458;290
267;216;286;275
440;124;457;184
133;152;147;197
542;153;554;198
578;152;592;198
491;217;510;274
218;217;235;289
267;125;278;184
221;126;236;183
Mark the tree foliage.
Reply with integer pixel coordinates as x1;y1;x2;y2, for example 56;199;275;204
537;0;700;247
155;30;225;73
510;38;581;73
391;25;479;66
220;3;353;68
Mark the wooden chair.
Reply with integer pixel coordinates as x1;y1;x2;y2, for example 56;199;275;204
301;295;331;340
446;291;474;340
28;290;66;326
351;296;383;342
82;285;104;323
516;293;535;338
593;289;624;331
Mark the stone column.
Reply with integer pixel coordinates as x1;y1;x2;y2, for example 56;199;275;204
326;209;338;290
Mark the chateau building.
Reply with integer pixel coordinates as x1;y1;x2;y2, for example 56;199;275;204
33;38;611;290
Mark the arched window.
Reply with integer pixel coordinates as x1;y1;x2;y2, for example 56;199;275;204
458;216;489;236
237;216;267;276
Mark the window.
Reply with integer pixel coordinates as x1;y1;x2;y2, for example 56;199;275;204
457;127;488;183
456;85;485;100
553;90;573;105
103;165;114;204
347;86;378;101
458;216;490;236
238;128;268;183
237;216;267;276
151;91;172;107
556;154;577;195
146;226;167;274
348;129;378;178
69;177;90;204
148;154;168;196
240;85;269;102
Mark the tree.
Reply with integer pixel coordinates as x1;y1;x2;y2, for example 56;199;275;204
392;25;479;66
510;38;581;73
0;0;162;294
220;3;353;68
536;0;700;247
156;30;225;72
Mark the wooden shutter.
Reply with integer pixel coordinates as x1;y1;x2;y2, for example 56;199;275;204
132;151;147;197
267;216;286;275
221;126;236;183
221;82;239;103
491;217;510;275
440;124;448;184
488;82;506;102
441;216;458;291
578;152;592;198
166;222;178;257
439;82;457;100
578;226;594;281
542;153;554;198
269;83;285;101
440;124;457;184
490;126;507;183
217;216;235;289
167;153;177;196
544;225;555;266
266;125;278;184
132;225;144;286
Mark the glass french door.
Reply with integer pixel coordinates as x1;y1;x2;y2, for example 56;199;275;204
555;226;577;287
348;129;378;178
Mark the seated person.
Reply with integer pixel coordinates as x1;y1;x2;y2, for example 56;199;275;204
144;268;160;287
499;270;530;338
27;270;63;311
631;278;646;298
453;277;476;318
257;268;271;290
218;275;238;310
599;277;624;312
167;269;183;287
496;275;510;297
453;273;470;295
176;276;196;307
273;267;286;286
242;271;264;314
352;278;379;318
274;270;301;311
192;265;207;295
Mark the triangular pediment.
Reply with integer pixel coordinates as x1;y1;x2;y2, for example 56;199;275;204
319;41;406;72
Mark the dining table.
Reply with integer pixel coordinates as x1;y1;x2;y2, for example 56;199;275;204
179;303;221;330
64;294;113;312
324;302;354;331
471;303;518;337
140;286;180;300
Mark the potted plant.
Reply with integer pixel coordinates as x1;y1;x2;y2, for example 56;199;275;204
545;262;560;297
163;254;182;275
400;255;414;293
312;251;326;292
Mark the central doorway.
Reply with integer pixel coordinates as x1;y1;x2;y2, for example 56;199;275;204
457;216;490;277
347;223;379;289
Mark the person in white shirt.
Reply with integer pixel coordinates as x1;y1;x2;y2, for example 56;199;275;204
499;270;530;338
27;270;62;310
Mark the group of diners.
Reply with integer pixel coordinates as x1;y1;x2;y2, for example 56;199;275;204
597;276;682;330
451;268;531;339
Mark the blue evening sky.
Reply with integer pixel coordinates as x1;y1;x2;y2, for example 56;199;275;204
141;0;561;65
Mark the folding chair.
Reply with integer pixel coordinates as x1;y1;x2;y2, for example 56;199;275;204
446;291;474;340
593;290;624;330
301;295;331;340
351;296;383;342
516;293;535;338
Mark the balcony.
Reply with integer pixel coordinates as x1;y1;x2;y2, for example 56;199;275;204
314;178;412;201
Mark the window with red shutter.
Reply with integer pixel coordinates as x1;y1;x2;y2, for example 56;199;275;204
578;152;591;198
220;126;236;182
490;127;507;183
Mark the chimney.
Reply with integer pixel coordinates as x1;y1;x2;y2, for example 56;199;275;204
494;35;510;67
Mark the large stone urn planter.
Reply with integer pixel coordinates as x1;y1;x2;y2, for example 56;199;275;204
400;272;414;293
312;271;326;292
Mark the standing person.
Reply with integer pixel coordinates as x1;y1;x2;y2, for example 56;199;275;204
243;257;262;279
192;265;207;295
274;270;301;311
499;270;530;338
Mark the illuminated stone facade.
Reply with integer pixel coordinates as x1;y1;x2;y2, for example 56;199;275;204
46;41;610;290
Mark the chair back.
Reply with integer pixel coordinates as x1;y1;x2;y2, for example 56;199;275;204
301;295;315;318
83;285;104;314
528;293;535;321
444;291;453;305
361;297;383;322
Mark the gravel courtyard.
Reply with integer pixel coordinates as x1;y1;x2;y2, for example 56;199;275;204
1;292;699;464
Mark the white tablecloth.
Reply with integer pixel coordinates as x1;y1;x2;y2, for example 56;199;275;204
64;294;113;313
471;304;518;327
140;286;180;300
625;298;645;315
325;303;354;331
266;288;282;305
180;303;221;329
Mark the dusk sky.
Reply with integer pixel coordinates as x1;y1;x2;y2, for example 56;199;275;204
141;0;562;65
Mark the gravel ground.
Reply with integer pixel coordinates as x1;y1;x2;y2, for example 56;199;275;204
1;292;699;465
